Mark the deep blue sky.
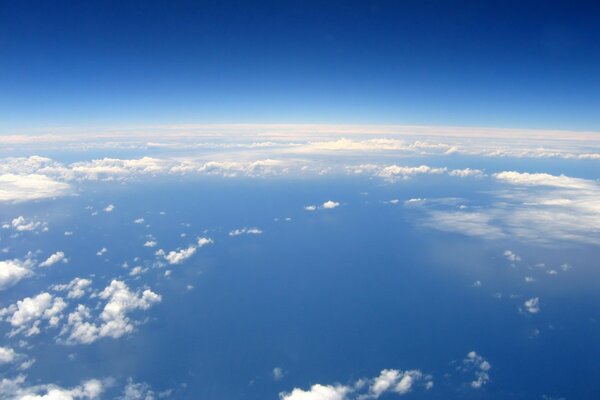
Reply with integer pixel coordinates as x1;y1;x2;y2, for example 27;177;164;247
1;0;599;131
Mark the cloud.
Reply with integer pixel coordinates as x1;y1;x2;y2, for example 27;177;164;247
62;280;161;344
304;205;317;211
0;174;71;203
156;245;197;264
462;352;491;389
322;201;340;209
0;292;67;337
272;367;286;381
133;218;145;224
39;251;68;268
0;259;34;290
503;250;521;263
0;347;17;365
143;240;157;248
229;227;263;236
96;247;108;256
279;368;432;400
52;278;92;299
104;204;115;212
197;237;214;247
417;171;600;245
5;216;43;232
0;375;104;400
523;297;540;314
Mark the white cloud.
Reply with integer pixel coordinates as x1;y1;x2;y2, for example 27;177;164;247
0;347;17;364
0;375;104;399
503;250;521;263
0;174;71;203
523;297;540;314
418;170;600;245
0;259;34;291
7;216;42;232
197;237;214;247
229;227;263;236
272;367;286;381
0;292;67;337
322;201;340;209
279;368;432;400
462;352;491;389
52;278;92;299
304;205;317;211
156;246;196;264
143;240;157;248
96;247;108;256
104;204;115;212
133;218;145;224
62;280;161;345
39;251;68;268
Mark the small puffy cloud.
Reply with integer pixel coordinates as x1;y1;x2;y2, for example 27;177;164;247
0;375;104;399
0;259;34;290
503;250;521;263
279;368;432;400
0;173;71;203
322;200;340;209
96;247;108;256
52;278;92;299
143;240;157;248
197;237;214;247
229;227;263;236
304;205;317;211
523;297;540;314
103;204;115;212
0;346;17;364
0;292;67;337
62;280;161;344
272;367;286;381
449;168;484;178
133;218;145;224
39;251;68;268
7;216;43;232
156;246;197;265
462;351;491;389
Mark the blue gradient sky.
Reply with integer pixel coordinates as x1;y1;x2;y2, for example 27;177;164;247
1;0;599;131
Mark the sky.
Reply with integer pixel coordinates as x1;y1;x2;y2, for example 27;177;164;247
1;2;600;400
1;0;600;131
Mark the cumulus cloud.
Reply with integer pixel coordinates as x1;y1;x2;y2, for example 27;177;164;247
143;240;157;248
52;278;92;299
272;367;286;381
197;237;214;247
304;205;317;211
0;292;67;337
39;251;68;268
229;227;263;236
0;259;34;291
523;297;540;314
322;200;340;209
279;368;432;400
0;174;71;203
96;247;108;256
62;280;161;344
503;250;521;263
461;351;491;389
133;218;145;224
0;375;104;400
104;204;115;212
5;216;44;232
0;347;17;365
156;246;196;264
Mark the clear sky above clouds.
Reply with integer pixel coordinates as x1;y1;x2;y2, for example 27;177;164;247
1;0;599;131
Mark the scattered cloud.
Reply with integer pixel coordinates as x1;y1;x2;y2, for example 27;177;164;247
523;297;540;314
279;368;432;400
156;246;196;265
461;352;491;389
229;227;263;236
0;259;34;291
39;251;68;268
